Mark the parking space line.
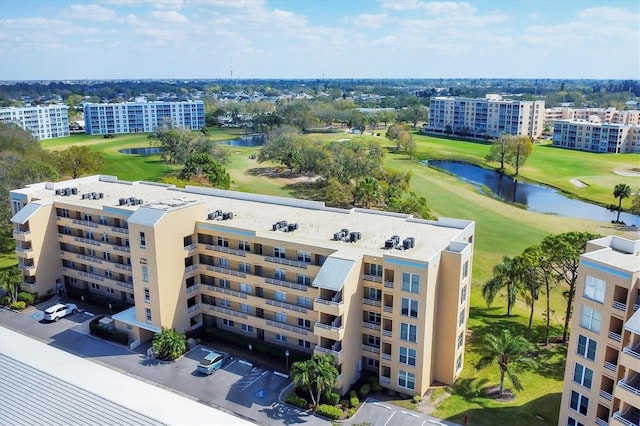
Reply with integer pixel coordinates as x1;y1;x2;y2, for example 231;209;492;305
223;359;237;370
421;420;426;426
243;370;268;391
373;402;392;410
383;411;396;426
401;410;420;418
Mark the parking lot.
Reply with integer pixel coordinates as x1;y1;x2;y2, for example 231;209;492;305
350;399;452;426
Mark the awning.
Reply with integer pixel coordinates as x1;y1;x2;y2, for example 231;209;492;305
312;256;357;291
127;207;166;227
624;308;640;335
112;307;161;333
10;203;41;225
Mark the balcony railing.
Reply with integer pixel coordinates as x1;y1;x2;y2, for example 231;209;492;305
595;417;608;426
72;219;99;228
383;281;394;289
187;303;202;313
362;321;381;331
266;278;307;292
185;264;199;273
77;254;103;264
362;344;380;354
112;244;130;253
623;344;640;360
207;285;247;299
363;274;382;283
266;299;308;313
205;265;246;278
382;329;392;337
315;297;343;308
604;361;617;372
116;281;133;290
362;298;382;307
613;408;640;426
207;304;248;319
184;243;197;251
381;353;391;361
609;331;622;342
74;237;101;246
266;320;308;335
380;376;391;384
207;244;245;257
186;284;200;294
264;256;306;269
111;226;129;234
618;376;640;396
114;263;132;272
315;345;343;359
613;300;627;311
383;306;393;313
22;281;37;288
79;271;104;281
600;389;613;401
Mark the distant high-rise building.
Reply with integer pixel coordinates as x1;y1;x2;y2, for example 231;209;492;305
558;235;640;426
425;95;545;139
83;101;205;135
0;105;69;140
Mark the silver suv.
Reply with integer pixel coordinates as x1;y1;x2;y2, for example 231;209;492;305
43;303;78;321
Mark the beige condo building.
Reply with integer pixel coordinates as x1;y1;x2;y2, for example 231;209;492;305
10;175;475;396
558;236;640;426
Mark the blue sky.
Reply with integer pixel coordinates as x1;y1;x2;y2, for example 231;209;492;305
0;0;638;80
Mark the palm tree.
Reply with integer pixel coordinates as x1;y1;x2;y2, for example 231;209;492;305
0;267;23;303
291;359;317;406
482;256;521;316
613;183;631;222
476;329;537;395
290;354;338;409
152;327;186;360
515;249;542;340
355;177;381;209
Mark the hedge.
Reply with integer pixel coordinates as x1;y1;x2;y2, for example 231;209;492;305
66;286;132;311
359;383;371;398
286;393;308;408
324;391;340;405
10;301;26;310
17;292;35;305
316;404;342;420
89;315;129;345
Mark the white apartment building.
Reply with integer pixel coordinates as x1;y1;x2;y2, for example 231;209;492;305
83;101;205;135
425;95;545;139
552;120;640;153
0;105;70;140
545;107;640;126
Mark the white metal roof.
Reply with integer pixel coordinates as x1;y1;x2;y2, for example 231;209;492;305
312;255;359;291
127;206;167;227
10;202;42;224
625;309;640;335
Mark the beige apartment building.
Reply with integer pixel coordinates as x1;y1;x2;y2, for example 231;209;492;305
558;236;640;426
10;175;475;396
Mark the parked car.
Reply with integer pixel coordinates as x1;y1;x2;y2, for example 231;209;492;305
196;351;225;375
43;303;78;321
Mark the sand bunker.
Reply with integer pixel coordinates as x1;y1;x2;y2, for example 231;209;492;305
614;169;640;177
570;178;588;188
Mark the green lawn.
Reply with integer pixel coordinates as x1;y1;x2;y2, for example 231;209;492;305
19;128;639;425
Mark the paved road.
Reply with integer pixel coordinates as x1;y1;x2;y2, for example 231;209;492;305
0;302;457;426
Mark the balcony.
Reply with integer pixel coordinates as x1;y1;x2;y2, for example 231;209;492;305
613;300;627;312
73;236;101;247
18;264;36;276
363;274;382;283
604;361;617;373
266;299;308;313
612;407;640;426
206;285;247;299
362;321;381;331
315;321;344;341
264;256;306;269
383;305;393;314
186;284;200;294
112;244;130;253
382;329;392;338
381;353;391;361
206;244;246;257
266;319;309;336
618;375;640;396
622;344;640;361
184;243;198;255
609;330;622;343
380;376;391;384
205;265;246;278
383;281;394;289
362;298;381;307
111;226;129;234
207;304;248;320
265;277;307;292
601;389;613;401
595;417;608;426
314;298;344;316
21;281;37;289
72;219;99;229
12;230;31;242
362;344;380;354
185;264;199;274
314;345;343;364
187;303;202;313
114;263;132;272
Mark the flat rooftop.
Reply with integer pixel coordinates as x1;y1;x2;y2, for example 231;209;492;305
12;175;473;261
583;236;640;275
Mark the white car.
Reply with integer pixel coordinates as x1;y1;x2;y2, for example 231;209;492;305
43;303;78;321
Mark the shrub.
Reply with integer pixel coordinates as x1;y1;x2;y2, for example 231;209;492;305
368;376;378;384
286;393;308;408
372;382;382;392
10;301;26;310
17;292;35;305
359;383;371;398
413;394;423;404
349;391;359;408
0;296;10;305
325;391;340;405
316;404;342;420
348;407;356;418
89;315;129;345
341;399;350;410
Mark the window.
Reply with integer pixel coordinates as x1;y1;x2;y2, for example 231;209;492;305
241;323;253;333
462;260;469;279
105;270;112;278
367;358;379;368
140;232;146;248
238;262;251;273
240;283;252;294
297;251;311;263
579;305;601;333
99;215;107;225
84;213;93;222
145;308;152;321
402;273;419;293
456;354;462;371
401;298;418;318
144;288;150;302
274;247;285;259
459;307;466;327
86;231;95;240
275;269;286;281
238;241;250;251
399;347;416;366
297;296;312;308
219;299;231;308
584;275;606;303
576;335;597;361
572;363;593;389
218;257;229;268
367;263;383;277
222;318;234;327
142;265;149;282
457;332;464;349
219;279;230;289
368;311;381;324
400;323;417;343
367;335;380;347
569;390;588;415
102;233;109;243
88;248;96;257
298;339;311;349
298;318;311;328
460;285;467;304
217;237;229;247
91;282;100;290
103;252;111;261
367;288;382;301
297;275;311;285
398;370;415;390
106;287;114;294
275;290;287;302
567;416;585;426
240;304;252;314
275;312;287;323
276;334;287;342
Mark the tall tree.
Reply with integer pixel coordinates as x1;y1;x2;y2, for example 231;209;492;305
291;359;317;406
541;232;600;343
290;354;338;409
152;327;186;361
0;267;23;303
482;256;521;316
476;329;537;395
507;136;533;176
485;134;512;172
179;153;230;189
52;145;104;179
150;122;196;165
612;183;631;223
355;177;381;209
516;248;542;340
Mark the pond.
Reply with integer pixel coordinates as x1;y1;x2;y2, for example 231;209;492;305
424;160;639;226
119;135;266;155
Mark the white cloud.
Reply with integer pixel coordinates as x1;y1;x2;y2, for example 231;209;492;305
151;10;188;23
67;4;118;21
577;6;639;23
353;13;388;29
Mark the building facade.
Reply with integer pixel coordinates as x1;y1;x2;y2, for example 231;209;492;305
83;101;205;135
425;95;545;139
558;236;640;426
0;105;69;140
10;175;475;396
552;120;640;153
545;107;640;126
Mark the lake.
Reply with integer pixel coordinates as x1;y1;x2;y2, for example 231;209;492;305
424;160;639;225
119;135;266;155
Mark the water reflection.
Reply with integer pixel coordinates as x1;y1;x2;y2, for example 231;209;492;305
425;160;639;225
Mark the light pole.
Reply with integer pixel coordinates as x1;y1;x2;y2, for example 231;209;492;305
285;350;290;369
